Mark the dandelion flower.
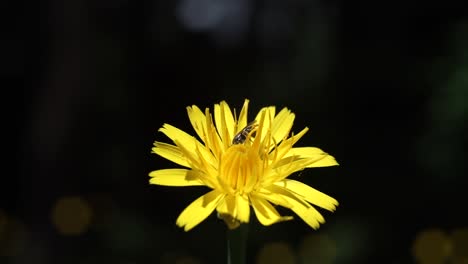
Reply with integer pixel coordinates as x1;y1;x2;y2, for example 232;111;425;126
149;99;338;231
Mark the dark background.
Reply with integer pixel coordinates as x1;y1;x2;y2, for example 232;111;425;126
3;0;468;263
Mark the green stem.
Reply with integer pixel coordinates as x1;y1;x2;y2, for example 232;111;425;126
226;224;249;264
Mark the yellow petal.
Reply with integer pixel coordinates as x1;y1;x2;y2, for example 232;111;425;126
159;123;198;147
173;140;219;184
149;169;204;186
218;213;241;230
254;190;292;208
284;147;339;167
263;184;310;208
264;158;319;184
277;191;325;229
159;124;215;165
284;147;324;157
152;142;190;167
221;101;236;134
204;108;223;159
176;190;225;231
273;127;309;161
270;155;303;170
216;194;249;223
216;194;236;216
267;150;337;184
270;107;295;144
184;168;218;189
255;106;275;143
236;99;250;132
270;156;332;179
251;195;293;226
214;101;236;148
274;180;338;211
159;124;217;168
305;155;339;167
255;106;275;124
187;105;208;144
235;195;250;223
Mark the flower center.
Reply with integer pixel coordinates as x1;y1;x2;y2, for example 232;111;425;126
219;144;263;194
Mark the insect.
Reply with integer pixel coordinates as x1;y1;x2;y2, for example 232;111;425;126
232;121;258;145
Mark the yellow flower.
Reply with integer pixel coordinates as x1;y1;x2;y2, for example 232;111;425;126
149;99;339;231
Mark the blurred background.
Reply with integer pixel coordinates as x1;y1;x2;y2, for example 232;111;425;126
3;0;468;263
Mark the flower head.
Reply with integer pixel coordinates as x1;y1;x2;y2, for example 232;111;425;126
149;99;339;231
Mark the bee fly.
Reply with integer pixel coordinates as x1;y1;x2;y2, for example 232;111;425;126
232;121;257;145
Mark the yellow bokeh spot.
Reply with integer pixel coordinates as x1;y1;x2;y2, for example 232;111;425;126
175;256;201;264
256;242;295;264
0;214;28;257
51;196;92;235
412;229;452;264
298;233;336;264
451;227;468;264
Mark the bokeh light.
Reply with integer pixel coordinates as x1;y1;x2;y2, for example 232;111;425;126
451;227;468;264
51;196;92;236
256;241;295;264
412;229;452;264
177;0;227;31
298;233;336;264
176;0;251;45
0;212;28;257
175;255;202;264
